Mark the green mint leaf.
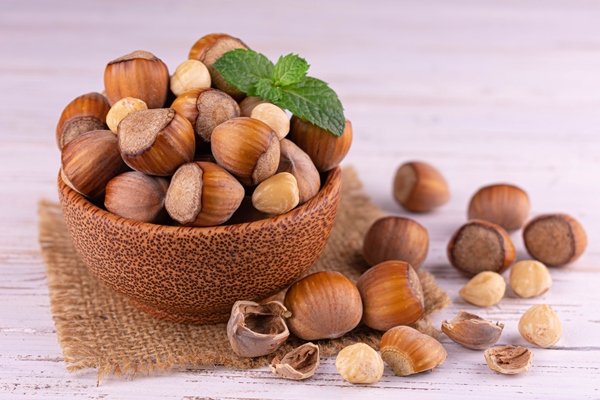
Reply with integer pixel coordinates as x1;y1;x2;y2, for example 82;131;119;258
272;77;345;136
213;49;274;95
255;79;282;102
272;54;309;87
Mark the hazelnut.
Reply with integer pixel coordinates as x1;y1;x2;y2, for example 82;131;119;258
459;271;506;307
441;310;504;350
509;260;552;298
251;172;300;215
362;216;429;269
447;219;516;277
335;343;384;384
211;117;280;186
239;96;268;116
170;60;211;97
189;33;249;101
283;271;363;341
227;300;290;358
468;184;530;231
356;260;424;331
393;161;450;212
61;129;129;201
523;213;587;266
380;326;447;376
104;171;169;223
484;345;534;375
165;161;244;226
105;97;148;134
104;50;169;108
288;116;353;172
56;92;110;149
276;139;320;205
518;304;562;348
170;88;240;146
270;342;320;380
118;108;195;176
249;103;290;140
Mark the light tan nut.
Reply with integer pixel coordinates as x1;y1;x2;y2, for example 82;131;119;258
335;343;384;384
270;342;320;380
252;172;300;215
441;310;504;350
106;97;148;134
227;300;290;358
484;345;533;375
170;60;211;97
459;271;506;307
518;304;562;348
250;103;290;140
509;260;552;298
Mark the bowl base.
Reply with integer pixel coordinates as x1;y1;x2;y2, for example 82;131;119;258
130;299;231;325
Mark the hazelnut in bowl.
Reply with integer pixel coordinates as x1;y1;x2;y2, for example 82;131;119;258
57;166;342;325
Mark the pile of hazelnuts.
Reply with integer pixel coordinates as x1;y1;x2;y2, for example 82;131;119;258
227;161;588;383
57;33;352;227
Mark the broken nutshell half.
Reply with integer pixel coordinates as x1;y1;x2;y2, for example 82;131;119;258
484;345;534;375
442;310;504;350
226;300;290;358
270;342;320;380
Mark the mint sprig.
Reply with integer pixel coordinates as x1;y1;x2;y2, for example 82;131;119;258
213;49;345;136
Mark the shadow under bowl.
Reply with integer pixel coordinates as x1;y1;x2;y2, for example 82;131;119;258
57;167;342;324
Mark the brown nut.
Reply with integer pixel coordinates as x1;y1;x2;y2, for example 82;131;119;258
165;161;244;226
362;216;429;269
104;50;169;108
523;213;587;266
270;342;320;380
118;108;195;176
356;260;424;331
484;345;533;375
518;304;562;348
459;271;506;307
447;219;516;277
509;260;552;298
288;116;353;172
335;343;384;384
441;310;504;350
189;33;249;101
284;271;363;341
61;129;129;201
227;300;290;358
104;171;169;223
170;60;211;97
105;97;148;134
170;87;240;147
380;326;447;376
56;92;110;149
393;161;450;212
251;172;300;215
468;184;530;231
276;139;320;205
211;117;280;186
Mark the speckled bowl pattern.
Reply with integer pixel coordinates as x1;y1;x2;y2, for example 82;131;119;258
57;167;342;324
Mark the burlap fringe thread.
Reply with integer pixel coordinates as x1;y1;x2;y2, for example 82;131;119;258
38;166;450;381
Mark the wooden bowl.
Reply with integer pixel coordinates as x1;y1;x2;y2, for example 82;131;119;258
57;167;342;324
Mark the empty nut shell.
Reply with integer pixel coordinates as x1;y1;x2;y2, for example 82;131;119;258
441;310;504;350
468;184;530;231
459;271;506;307
270;342;320;380
335;343;384;384
484;345;533;375
227;300;290;358
380;325;447;376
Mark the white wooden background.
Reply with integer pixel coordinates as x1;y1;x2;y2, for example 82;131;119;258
2;0;599;398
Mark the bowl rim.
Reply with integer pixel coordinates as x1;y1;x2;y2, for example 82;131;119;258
58;166;342;233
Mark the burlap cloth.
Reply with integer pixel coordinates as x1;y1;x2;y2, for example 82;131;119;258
38;166;450;380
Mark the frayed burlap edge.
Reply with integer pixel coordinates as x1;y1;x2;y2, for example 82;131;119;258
39;166;450;381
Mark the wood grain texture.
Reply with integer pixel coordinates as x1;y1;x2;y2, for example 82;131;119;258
1;0;599;398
